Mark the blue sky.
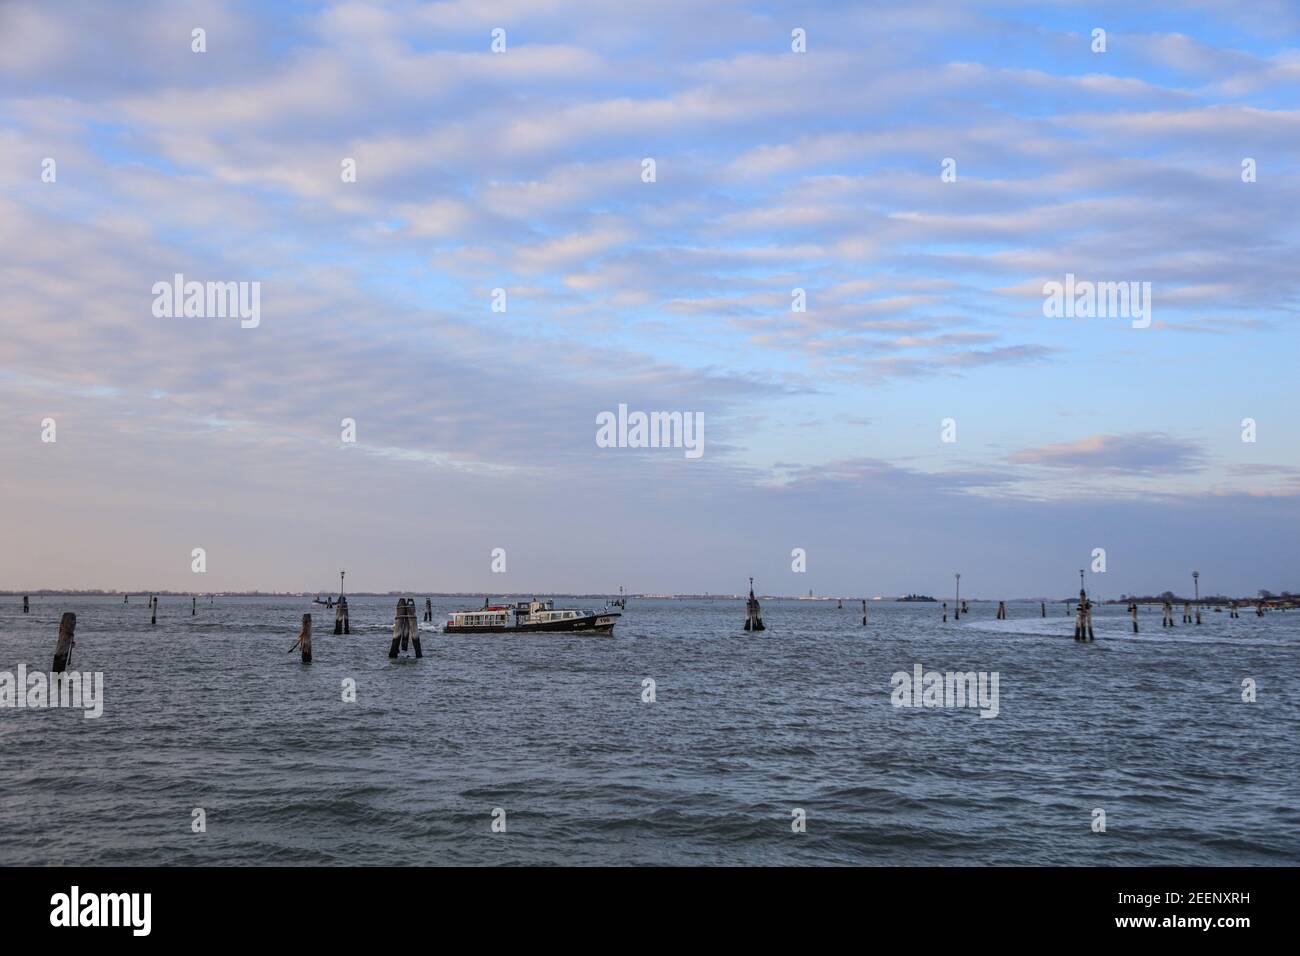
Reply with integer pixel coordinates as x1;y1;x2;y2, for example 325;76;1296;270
1;0;1298;597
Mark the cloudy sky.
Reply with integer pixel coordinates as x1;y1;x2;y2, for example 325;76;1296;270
2;0;1297;597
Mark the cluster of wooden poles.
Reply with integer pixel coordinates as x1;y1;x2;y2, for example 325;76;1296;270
22;593;441;668
743;575;1280;637
288;597;435;663
742;581;1276;640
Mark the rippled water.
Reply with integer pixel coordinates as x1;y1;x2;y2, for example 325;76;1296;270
1;595;1296;865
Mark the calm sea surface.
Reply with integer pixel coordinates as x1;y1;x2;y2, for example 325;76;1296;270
1;595;1297;866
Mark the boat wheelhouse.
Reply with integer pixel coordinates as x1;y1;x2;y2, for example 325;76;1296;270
444;599;620;635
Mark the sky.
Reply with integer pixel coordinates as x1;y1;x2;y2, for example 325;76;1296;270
1;0;1298;598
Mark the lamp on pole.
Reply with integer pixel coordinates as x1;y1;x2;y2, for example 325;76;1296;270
340;570;346;597
955;573;961;620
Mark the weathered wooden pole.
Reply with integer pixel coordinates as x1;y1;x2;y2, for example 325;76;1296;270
124;594;128;604
409;598;422;658
1130;601;1138;634
743;577;765;631
1041;601;1046;618
334;595;349;634
23;595;30;614
389;598;406;658
192;595;196;616
942;601;948;623
861;599;867;626
151;598;157;626
954;574;961;620
1230;601;1238;619
1193;572;1201;624
1162;600;1173;627
425;598;433;623
1256;600;1264;617
996;601;1006;620
297;613;312;663
52;612;76;672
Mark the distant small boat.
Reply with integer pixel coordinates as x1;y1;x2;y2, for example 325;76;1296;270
444;599;620;634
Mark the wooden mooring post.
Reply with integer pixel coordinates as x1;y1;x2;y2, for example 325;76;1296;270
1230;601;1239;619
1130;601;1138;634
389;598;422;658
389;599;403;657
996;601;1006;620
22;595;30;614
743;578;765;631
151;597;157;626
192;595;197;616
942;601;948;623
1162;600;1174;627
52;612;76;673
296;613;312;663
409;599;422;657
424;598;433;623
1041;601;1046;618
334;596;350;634
861;599;868;626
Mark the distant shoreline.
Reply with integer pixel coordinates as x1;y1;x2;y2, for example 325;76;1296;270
3;590;1294;605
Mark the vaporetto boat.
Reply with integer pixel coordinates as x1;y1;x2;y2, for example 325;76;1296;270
444;599;621;634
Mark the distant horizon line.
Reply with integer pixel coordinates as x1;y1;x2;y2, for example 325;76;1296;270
3;589;1292;603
